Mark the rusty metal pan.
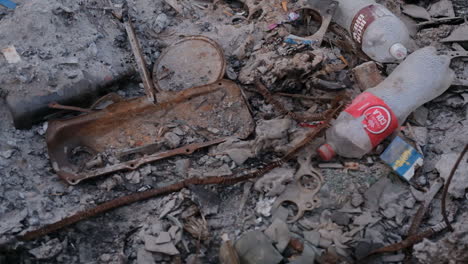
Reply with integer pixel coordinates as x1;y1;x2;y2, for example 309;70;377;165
46;80;254;185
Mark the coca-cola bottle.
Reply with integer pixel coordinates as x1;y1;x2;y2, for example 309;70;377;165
318;47;454;160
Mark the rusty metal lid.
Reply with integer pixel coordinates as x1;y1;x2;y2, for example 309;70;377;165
153;36;226;92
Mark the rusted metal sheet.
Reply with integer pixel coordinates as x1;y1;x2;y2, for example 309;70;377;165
46;80;254;185
153;36;227;92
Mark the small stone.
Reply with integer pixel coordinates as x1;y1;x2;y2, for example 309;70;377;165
126;170;141;184
382;207;397;219
404;196;416;209
289;244;316;264
255;196;276;217
264;218;290;253
351;61;384;91
155;232;172;244
137;248;155;264
235;231;283;264
29;238;63;259
411;106;429;126
429;0;455;18
331;212;351;226
175;159;190;177
100;254;112;262
172;127;185;136
409;126;428;146
351;192;364;207
402;4;431;20
303;231;320;246
355;241;383;260
188;185;220;216
318;237;332;248
87;42;98;57
271;205;289;223
207;127;220;134
225;148;254;165
254;167;295;196
145;235;179;255
0;149;13;159
164;132;180;148
154;13;169;31
159;199;176;219
288;238;304;253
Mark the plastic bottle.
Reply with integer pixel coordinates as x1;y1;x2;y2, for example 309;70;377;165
333;0;410;63
318;46;454;160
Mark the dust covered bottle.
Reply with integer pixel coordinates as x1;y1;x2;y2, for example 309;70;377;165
318;47;454;160
334;0;410;63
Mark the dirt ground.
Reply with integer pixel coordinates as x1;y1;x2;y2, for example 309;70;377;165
0;0;467;263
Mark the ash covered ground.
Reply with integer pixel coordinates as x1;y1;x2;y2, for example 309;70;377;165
0;0;467;263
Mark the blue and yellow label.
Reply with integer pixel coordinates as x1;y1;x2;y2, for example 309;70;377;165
380;136;423;181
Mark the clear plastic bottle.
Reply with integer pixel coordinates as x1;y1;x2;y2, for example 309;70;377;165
334;0;410;63
318;47;454;160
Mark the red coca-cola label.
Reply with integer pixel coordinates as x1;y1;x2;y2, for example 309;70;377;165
345;92;398;147
351;5;394;45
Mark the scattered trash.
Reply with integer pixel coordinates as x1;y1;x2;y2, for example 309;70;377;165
380;135;424;181
272;151;323;222
0;0;16;9
318;47;454;160
0;0;466;263
46;80;254;184
1;45;21;63
333;0;410;62
153;36;226;92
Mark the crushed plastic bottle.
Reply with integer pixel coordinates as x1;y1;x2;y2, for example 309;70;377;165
334;0;410;63
318;46;454;160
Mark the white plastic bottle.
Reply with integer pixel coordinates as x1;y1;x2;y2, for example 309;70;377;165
318;47;454;160
334;0;410;63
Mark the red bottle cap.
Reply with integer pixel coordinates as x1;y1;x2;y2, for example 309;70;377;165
318;144;336;161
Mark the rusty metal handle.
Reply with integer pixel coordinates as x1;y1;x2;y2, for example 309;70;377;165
124;19;160;102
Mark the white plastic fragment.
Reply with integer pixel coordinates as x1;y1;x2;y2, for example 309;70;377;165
1;45;21;63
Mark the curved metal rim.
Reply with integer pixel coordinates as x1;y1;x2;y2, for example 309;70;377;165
152;35;227;91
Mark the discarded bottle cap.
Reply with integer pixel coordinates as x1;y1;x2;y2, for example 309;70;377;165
318;144;336;161
389;43;408;60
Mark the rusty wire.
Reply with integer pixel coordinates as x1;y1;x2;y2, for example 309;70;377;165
6;102;344;245
441;144;468;232
363;144;468;261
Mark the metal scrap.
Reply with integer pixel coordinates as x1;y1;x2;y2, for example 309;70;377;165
5;102;344;246
153;36;226;92
46;80;254;185
272;149;324;223
441;144;468;231
123;17;159;102
407;178;444;236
